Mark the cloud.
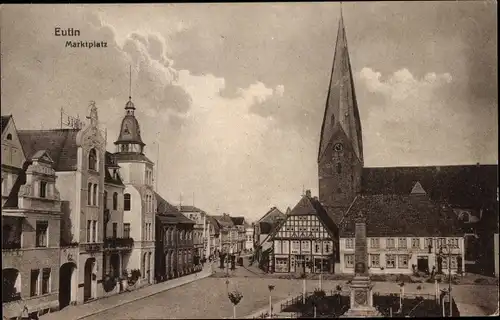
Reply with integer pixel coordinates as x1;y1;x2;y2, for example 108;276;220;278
356;67;496;166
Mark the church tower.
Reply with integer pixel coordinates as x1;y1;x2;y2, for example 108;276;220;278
318;10;363;224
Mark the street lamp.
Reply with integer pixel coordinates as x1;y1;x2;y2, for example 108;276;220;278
439;244;453;317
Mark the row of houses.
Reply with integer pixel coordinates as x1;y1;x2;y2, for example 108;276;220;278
1;100;258;319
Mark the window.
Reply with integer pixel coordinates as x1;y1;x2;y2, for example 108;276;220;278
104;191;108;210
124;193;131;211
425;238;433;249
41;268;50;294
275;241;281;254
30;269;40;297
314;242;321;253
6;133;12;140
88;148;97;170
448;238;459;248
336;162;342;174
92;220;97;243
386;238;395;248
36;221;48;247
39;181;47;198
92;184;97;206
398;255;409;268
87;182;92;205
346;238;354;249
87;220;91;242
398;238;407;249
450;255;458;269
345;254;354;268
386;254;396;268
112;223;118;238
370;238;380;249
370;254;380;267
411;238;420;249
442;256;449;269
437;238;446;249
324;241;331;253
291;241;300;254
113;192;118;210
124;223;131;238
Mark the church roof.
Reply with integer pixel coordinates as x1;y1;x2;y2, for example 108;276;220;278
339;194;463;238
362;164;498;209
1;115;12;134
318;12;363;164
18;129;80;171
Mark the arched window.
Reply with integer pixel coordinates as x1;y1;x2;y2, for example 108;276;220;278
113;192;118;210
88;149;97;171
92;184;97;206
336;162;342;174
104;191;108;210
6;133;12;140
87;182;92;205
124;193;131;211
142;253;147;278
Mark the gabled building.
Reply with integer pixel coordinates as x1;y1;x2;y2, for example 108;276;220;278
230;216;247;254
254;207;285;248
112;97;156;286
154;193;196;282
213;214;237;254
338;183;465;274
2;147;62;318
269;190;338;274
1;115;26;207
205;215;221;258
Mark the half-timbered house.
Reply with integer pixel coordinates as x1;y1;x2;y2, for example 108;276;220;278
269;190;339;274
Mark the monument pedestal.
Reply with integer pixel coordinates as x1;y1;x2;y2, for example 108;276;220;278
342;276;382;318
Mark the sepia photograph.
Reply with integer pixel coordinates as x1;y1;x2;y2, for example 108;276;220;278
1;2;498;319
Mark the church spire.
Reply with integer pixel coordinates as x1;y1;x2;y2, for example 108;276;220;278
318;6;363;165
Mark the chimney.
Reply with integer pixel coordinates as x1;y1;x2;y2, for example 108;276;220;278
305;190;312;198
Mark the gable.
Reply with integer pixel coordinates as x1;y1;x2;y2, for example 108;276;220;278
1;116;26;169
271;214;333;240
259;207;285;223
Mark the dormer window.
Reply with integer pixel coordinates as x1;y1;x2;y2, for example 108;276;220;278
39;181;47;198
88;148;97;171
6;133;12;140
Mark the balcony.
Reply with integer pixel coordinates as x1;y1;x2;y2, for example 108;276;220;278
80;243;102;253
2;241;21;250
104;237;134;251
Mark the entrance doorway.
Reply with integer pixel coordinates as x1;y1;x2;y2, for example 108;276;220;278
417;256;429;273
59;262;76;310
84;258;96;302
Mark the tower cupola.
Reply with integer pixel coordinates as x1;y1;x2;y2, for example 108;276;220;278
114;97;145;154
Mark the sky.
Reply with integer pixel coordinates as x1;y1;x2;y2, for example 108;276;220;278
1;2;497;222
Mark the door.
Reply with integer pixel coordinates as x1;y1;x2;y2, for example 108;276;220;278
417;256;429;273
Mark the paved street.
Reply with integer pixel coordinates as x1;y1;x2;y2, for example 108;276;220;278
40;259;498;319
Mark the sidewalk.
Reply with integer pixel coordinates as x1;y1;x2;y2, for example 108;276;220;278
41;265;213;320
455;302;490;316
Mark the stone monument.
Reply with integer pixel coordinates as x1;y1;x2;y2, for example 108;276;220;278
342;212;382;317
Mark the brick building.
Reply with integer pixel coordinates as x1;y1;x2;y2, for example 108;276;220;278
154;193;196;282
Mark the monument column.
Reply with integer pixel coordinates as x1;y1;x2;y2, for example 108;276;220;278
343;212;381;317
